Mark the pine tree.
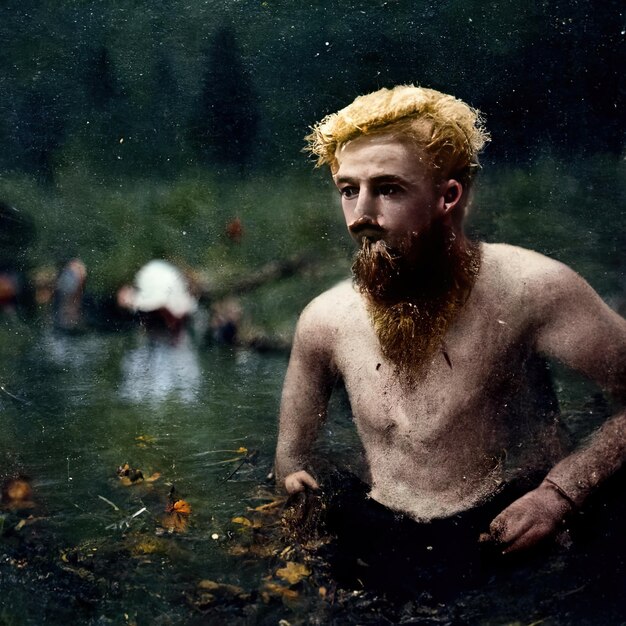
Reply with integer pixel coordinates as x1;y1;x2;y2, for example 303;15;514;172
191;26;259;171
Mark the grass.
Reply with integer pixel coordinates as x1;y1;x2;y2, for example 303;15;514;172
0;154;623;336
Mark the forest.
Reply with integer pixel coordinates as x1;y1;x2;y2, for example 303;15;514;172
0;0;624;323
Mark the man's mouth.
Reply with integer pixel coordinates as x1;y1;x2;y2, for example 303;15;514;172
357;230;384;242
349;219;385;241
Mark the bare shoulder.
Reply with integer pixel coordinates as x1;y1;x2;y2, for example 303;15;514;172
298;279;358;325
482;242;576;281
480;242;592;305
481;244;625;380
293;279;359;350
479;241;625;337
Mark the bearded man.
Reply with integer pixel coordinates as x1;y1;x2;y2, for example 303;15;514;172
274;85;626;592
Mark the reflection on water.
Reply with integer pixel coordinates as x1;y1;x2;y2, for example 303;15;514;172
0;321;625;624
119;332;201;405
43;328;109;371
0;321;292;622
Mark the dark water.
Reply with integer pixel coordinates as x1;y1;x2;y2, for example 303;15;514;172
0;321;291;623
0;317;625;625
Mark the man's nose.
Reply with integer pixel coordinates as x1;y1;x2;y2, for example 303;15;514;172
354;190;377;218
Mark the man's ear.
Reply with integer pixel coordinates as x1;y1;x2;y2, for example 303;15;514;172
440;179;463;216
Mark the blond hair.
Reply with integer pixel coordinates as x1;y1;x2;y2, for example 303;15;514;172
305;85;489;186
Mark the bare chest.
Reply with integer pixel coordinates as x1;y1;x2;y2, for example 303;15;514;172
331;289;535;444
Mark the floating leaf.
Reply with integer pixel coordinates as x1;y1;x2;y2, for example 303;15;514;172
116;464;144;485
261;582;299;603
198;579;247;597
251;497;287;513
166;499;191;515
275;561;311;585
135;435;156;443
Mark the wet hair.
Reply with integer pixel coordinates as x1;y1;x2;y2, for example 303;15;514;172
304;85;490;188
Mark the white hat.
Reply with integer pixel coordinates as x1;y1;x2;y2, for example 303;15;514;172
131;260;198;319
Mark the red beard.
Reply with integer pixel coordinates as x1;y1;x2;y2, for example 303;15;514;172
352;227;481;383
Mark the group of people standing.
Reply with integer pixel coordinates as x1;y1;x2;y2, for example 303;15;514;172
0;203;241;347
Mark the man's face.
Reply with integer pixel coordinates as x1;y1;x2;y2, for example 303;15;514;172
332;133;445;251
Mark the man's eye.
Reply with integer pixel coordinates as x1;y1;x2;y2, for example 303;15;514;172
340;187;358;199
378;184;399;196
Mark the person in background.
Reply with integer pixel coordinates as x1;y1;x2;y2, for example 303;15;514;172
0;202;35;316
117;259;198;338
210;297;242;345
53;258;87;331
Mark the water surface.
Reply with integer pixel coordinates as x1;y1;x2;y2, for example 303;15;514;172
0;317;624;625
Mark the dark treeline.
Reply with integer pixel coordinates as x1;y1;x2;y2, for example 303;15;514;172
0;0;623;181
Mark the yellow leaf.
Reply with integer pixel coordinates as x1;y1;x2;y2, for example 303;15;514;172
173;500;190;514
261;582;299;602
169;499;191;515
197;580;246;596
231;516;253;527
252;497;287;512
131;538;163;556
275;561;311;585
135;435;156;443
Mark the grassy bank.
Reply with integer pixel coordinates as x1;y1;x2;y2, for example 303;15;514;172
0;155;623;336
471;155;625;296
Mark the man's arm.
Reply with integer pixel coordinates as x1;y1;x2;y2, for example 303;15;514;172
275;302;337;494
488;262;626;553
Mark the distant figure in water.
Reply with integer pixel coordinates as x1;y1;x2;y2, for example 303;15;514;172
53;258;87;331
117;260;198;338
210;297;242;345
117;260;202;404
0;201;35;315
274;85;626;596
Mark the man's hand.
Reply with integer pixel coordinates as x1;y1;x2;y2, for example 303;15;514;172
480;480;574;554
284;470;320;494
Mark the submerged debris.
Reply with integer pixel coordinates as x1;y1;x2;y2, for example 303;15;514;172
260;581;300;604
116;463;161;486
222;449;260;482
160;485;192;533
117;463;144;484
187;578;253;614
135;434;157;448
104;506;148;532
